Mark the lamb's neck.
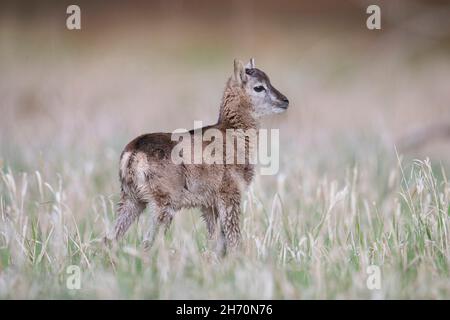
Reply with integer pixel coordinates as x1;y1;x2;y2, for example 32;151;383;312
217;85;259;131
218;109;258;131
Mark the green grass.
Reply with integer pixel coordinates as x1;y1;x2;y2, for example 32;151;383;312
0;142;448;299
1;15;449;299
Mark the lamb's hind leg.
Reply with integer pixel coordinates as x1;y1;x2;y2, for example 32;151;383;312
113;196;146;240
143;205;174;250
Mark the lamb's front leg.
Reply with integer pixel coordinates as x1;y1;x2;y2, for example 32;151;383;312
201;205;228;255
201;206;218;239
217;195;241;255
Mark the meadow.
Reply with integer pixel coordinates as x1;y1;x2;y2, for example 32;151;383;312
0;12;449;299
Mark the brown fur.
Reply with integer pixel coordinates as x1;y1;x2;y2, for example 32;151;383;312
111;60;288;255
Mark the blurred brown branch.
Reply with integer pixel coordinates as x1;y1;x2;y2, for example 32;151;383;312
397;122;450;151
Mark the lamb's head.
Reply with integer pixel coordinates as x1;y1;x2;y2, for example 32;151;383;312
233;58;289;117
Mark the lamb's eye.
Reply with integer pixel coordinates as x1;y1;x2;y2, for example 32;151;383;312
253;86;265;92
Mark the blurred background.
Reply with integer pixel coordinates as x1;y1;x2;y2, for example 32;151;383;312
1;0;449;178
0;0;450;299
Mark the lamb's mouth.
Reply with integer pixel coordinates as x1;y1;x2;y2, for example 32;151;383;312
274;104;288;112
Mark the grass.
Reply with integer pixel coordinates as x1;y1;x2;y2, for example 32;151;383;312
0;143;448;299
0;15;449;299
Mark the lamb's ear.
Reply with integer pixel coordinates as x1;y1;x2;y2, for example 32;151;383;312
245;58;255;69
233;59;247;85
